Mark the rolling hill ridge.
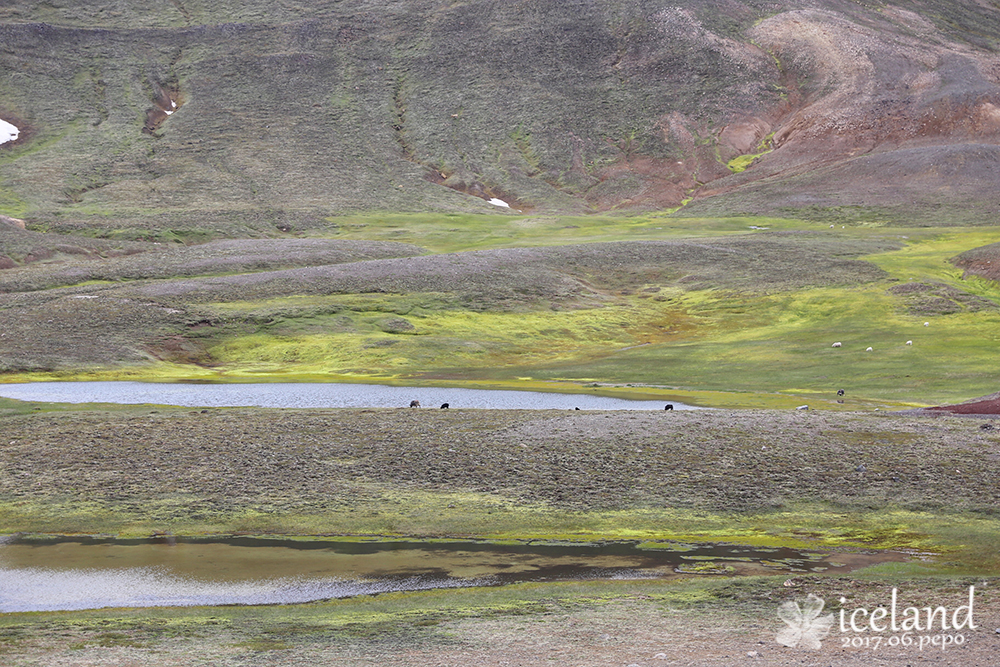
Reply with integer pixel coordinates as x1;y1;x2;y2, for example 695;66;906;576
1;1;1000;234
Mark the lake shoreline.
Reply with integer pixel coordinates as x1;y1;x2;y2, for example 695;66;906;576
0;380;702;410
0;404;994;567
1;534;892;613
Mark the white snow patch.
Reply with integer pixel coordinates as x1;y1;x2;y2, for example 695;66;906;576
0;118;19;145
487;197;510;208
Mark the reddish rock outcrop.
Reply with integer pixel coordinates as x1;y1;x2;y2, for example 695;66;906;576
924;393;1000;415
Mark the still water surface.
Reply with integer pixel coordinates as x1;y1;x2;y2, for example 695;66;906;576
0;381;698;410
0;536;895;612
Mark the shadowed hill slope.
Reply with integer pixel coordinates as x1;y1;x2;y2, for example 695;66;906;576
0;233;896;371
2;1;1000;232
0;232;425;291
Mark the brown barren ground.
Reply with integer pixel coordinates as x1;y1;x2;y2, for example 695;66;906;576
923;392;1000;415
2;407;999;526
1;405;999;665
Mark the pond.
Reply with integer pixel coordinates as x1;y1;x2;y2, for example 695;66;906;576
0;381;699;410
0;535;900;612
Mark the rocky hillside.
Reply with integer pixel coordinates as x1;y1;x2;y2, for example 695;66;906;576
1;1;1000;233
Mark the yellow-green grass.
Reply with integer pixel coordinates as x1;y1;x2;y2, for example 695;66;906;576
727;150;769;174
196;226;1000;405
727;131;776;174
865;226;1000;289
3;221;998;409
4;286;994;407
1;574;994;662
4;573;995;667
0;579;662;650
322;213;980;254
97;283;998;405
323;212;830;253
518;286;1000;405
3;493;997;574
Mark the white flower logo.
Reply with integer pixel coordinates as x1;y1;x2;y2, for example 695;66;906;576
776;593;835;649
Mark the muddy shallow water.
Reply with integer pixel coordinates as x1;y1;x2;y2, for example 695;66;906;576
0;536;901;612
0;381;699;410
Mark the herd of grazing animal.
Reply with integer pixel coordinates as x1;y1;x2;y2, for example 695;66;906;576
832;334;923;352
408;401;679;410
833;342;916;351
826;331;925;404
408;400;449;409
408;401;678;410
403;330;926;411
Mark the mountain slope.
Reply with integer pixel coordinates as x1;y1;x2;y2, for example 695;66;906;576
0;1;999;234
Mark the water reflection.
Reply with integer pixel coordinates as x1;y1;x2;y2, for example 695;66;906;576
0;536;900;612
0;381;700;410
1;567;478;612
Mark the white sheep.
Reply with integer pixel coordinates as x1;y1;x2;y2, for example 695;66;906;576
924;322;929;326
905;340;913;346
832;342;842;348
866;346;873;352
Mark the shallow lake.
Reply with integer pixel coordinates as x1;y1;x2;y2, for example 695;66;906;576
0;535;899;612
0;381;698;410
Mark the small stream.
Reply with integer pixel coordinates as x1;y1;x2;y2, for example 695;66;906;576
0;381;699;410
0;535;900;612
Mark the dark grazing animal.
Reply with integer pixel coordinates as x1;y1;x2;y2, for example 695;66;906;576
409;400;420;408
837;389;845;397
664;404;674;411
440;403;450;409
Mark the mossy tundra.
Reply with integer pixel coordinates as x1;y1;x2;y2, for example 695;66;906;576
3;218;998;408
3;1;1000;664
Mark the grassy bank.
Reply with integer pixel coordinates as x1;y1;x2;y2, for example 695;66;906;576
3;219;999;408
2;575;996;666
2;403;998;572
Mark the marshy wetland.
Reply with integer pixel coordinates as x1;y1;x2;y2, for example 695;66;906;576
3;214;1000;664
4;0;1000;662
1;400;999;665
1;534;886;612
